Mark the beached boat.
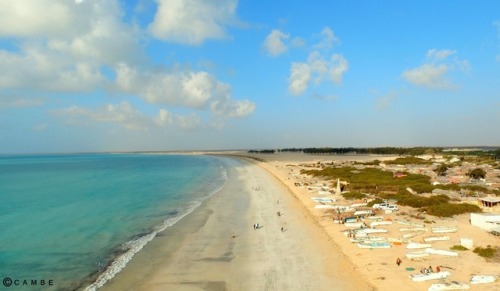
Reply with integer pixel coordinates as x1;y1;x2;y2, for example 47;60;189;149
357;242;391;249
410;271;451;282
318;190;331;195
387;237;407;244
425;248;458;257
364;215;384;221
406;251;430;259
470;275;498;284
402;231;425;239
353;210;373;216
424;236;450;242
406;242;432;249
432;226;457;233
344;222;364;228
370;221;392;228
400;227;428;232
355;228;388;234
396;219;424;227
350;236;386;243
428;281;470;291
311;197;335;203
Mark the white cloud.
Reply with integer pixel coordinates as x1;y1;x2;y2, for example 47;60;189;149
288;63;312;95
374;91;398;111
402;49;469;89
115;63;255;118
55;101;207;131
426;49;455;60
148;0;238;45
402;64;450;89
263;29;290;57
287;27;347;96
0;96;45;108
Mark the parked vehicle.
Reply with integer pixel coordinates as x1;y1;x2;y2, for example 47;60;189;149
372;203;399;211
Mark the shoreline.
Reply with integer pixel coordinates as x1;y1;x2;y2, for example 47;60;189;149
100;155;372;290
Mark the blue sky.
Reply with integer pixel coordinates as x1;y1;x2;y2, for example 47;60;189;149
0;0;499;153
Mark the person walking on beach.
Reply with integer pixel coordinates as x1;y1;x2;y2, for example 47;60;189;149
396;258;402;266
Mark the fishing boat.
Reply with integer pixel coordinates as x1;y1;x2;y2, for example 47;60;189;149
406;251;430;259
410;271;451;282
470;275;498;284
353;210;374;216
403;231;425;239
350;236;386;243
370;221;392;228
344;222;364;228
357;241;391;249
424;236;450;242
396;219;424;227
311;197;335;203
407;242;432;249
425;248;458;257
387;237;407;244
355;228;388;235
432;226;457;233
428;281;470;291
400;227;428;232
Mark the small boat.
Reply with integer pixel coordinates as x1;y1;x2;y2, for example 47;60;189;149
407;242;432;249
387;237;407;244
353;210;373;216
428;281;470;291
311;197;335;203
344;222;364;228
410;271;451;282
355;228;388;234
396;219;424;227
357;242;391;249
470;275;498;284
432;226;457;233
370;221;392;228
424;236;450;242
400;227;428;232
406;251;430;259
350;236;386;243
403;231;425;239
425;248;458;257
318;190;331;195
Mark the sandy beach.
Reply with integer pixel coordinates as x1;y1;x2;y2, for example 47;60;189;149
243;152;500;291
100;156;371;291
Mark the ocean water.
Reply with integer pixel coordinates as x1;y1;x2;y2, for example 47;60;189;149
0;153;227;290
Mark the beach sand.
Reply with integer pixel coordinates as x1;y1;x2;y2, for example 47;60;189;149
100;157;371;291
243;152;500;291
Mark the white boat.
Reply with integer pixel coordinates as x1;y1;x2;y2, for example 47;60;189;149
425;248;458;257
396;219;424;227
400;227;428;232
353;210;373;216
357;242;391;249
428;281;470;291
370;221;392;228
355;228;388;234
403;231;425;239
311;197;335;203
387;237;407;244
406;251;430;259
432;226;457;233
410;271;451;282
350;236;386;243
470;275;498;284
407;243;432;249
344;222;364;228
424;236;450;242
318;190;331;195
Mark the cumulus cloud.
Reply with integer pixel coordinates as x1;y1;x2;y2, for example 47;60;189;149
115;63;255;118
287;27;347;96
148;0;238;45
55;101;206;131
402;49;468;89
263;29;290;57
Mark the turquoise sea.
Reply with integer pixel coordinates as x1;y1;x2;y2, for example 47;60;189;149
0;153;228;290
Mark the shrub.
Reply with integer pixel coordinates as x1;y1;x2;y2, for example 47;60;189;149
473;246;497;258
450;245;468;251
342;192;367;200
425;203;482;217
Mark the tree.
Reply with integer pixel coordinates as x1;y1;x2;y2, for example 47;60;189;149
468;168;486;180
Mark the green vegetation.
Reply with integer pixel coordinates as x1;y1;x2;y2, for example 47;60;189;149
450;245;469;251
468;168;487;179
341;192;367;200
384;157;433;165
301;165;483;217
434;164;448;176
473;246;497;258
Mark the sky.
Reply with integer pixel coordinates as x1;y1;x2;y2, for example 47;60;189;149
0;0;499;153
